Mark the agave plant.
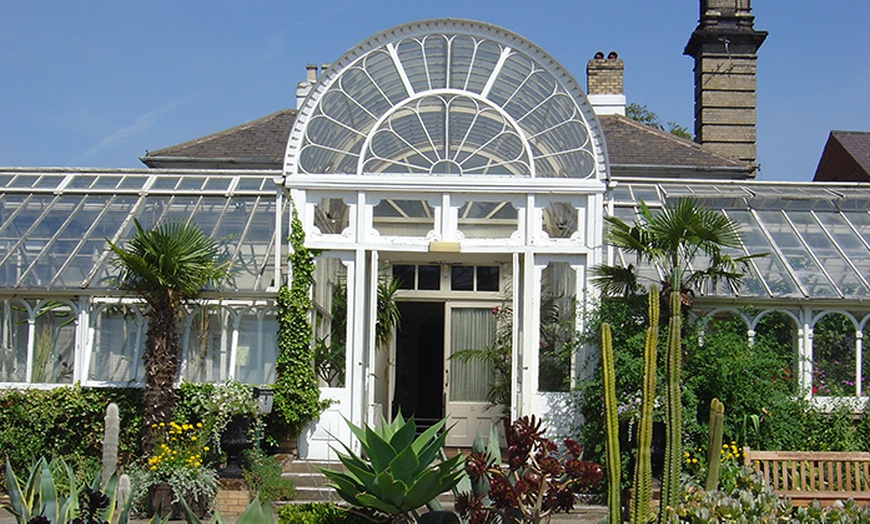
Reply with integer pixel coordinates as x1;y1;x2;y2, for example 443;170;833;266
319;414;465;523
3;457;78;524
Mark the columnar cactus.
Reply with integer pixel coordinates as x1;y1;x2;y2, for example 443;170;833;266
601;322;621;523
101;402;120;487
705;398;725;492
661;277;683;510
630;286;659;524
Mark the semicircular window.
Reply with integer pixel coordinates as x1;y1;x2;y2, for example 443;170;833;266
289;21;601;179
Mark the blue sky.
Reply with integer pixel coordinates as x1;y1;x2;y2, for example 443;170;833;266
1;1;868;182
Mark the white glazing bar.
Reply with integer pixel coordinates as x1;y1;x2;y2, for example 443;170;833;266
480;46;512;99
385;42;415;97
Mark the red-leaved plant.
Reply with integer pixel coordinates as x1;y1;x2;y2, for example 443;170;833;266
456;415;603;524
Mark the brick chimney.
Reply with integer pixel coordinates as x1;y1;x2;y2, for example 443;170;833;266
684;0;767;166
587;51;626;116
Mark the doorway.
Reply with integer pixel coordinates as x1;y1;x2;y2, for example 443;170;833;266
393;302;445;431
392;300;503;446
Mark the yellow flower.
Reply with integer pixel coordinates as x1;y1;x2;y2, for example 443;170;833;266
196;422;203;428
190;436;196;441
203;446;210;451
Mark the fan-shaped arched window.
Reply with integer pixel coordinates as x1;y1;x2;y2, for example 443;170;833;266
287;20;605;180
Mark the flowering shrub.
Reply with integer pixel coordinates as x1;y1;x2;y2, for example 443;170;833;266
131;420;218;512
457;416;604;523
685;441;745;491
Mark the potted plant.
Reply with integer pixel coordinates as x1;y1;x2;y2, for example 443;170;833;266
207;380;259;477
133;420;218;519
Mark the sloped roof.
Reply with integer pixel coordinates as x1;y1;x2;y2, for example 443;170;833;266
140;109;755;178
813;130;870;182
141;109;296;169
599;114;755;179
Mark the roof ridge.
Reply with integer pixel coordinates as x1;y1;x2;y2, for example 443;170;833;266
146;108;296;157
602;113;749;167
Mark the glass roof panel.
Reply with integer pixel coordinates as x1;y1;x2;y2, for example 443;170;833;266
755;210;836;297
788;211;867;297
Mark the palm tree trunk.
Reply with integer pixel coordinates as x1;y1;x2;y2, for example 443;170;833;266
142;301;180;453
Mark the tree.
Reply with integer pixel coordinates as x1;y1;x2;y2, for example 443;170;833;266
626;102;691;140
592;198;760;508
592;198;758;314
108;219;231;452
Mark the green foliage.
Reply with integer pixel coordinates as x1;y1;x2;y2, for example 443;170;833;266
704;398;725;492
318;414;465;521
626;103;691;139
629;286;659;524
662;281;683;510
271;205;329;439
181;492;276;524
0;385;142;489
276;502;374;524
666;466;870;523
600;322;622;524
2;457;135;524
240;448;296;501
108;219;231;452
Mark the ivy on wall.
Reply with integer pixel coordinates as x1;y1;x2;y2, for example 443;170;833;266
271;204;329;439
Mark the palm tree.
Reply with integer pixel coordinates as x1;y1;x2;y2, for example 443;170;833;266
108;219;231;452
592;198;759;316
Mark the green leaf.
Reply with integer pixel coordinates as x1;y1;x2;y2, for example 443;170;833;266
389;445;421;484
4;459;28;521
389;414;417;451
375;470;407;509
38;458;58;523
356;492;401;515
405;469;444;510
364;425;397;474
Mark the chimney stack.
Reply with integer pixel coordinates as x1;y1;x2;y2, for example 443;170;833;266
587;51;626;116
296;64;320;108
684;0;767;166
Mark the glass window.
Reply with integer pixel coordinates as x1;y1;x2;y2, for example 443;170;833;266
313;257;348;387
183;306;227;383
457;200;518;239
373;199;436;237
235;310;278;384
812;313;857;397
418;265;441;290
314;198;350;235
0;299;28;382
476;266;500;292
32;302;75;384
90;304;144;383
451;266;474;291
392;265;415;289
449;307;497;401
542;202;578;239
539;262;576;392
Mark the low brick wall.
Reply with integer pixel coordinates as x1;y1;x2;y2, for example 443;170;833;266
214;478;250;517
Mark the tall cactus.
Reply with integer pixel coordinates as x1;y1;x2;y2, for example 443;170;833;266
661;275;683;512
630;286;659;524
705;398;725;492
101;402;120;487
601;322;621;523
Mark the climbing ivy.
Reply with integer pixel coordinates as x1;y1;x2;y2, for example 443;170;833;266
271;205;329;439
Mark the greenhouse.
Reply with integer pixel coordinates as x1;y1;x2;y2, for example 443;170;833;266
3;16;870;460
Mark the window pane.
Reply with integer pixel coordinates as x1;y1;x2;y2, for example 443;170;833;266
539;262;575;392
0;299;28;382
90;304;144;383
543;202;578;239
32;303;75;384
813;313;856;396
451;266;473;291
313;257;348;387
449;308;496;401
235;310;278;384
183;307;227;382
392;265;415;289
477;266;499;291
418;265;441;290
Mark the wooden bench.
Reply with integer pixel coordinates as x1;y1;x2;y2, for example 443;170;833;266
744;447;870;507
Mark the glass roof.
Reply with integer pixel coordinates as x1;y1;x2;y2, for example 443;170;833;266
0;171;282;293
610;180;870;301
286;19;604;180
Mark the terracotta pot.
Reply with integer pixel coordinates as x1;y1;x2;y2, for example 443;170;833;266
149;482;208;519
